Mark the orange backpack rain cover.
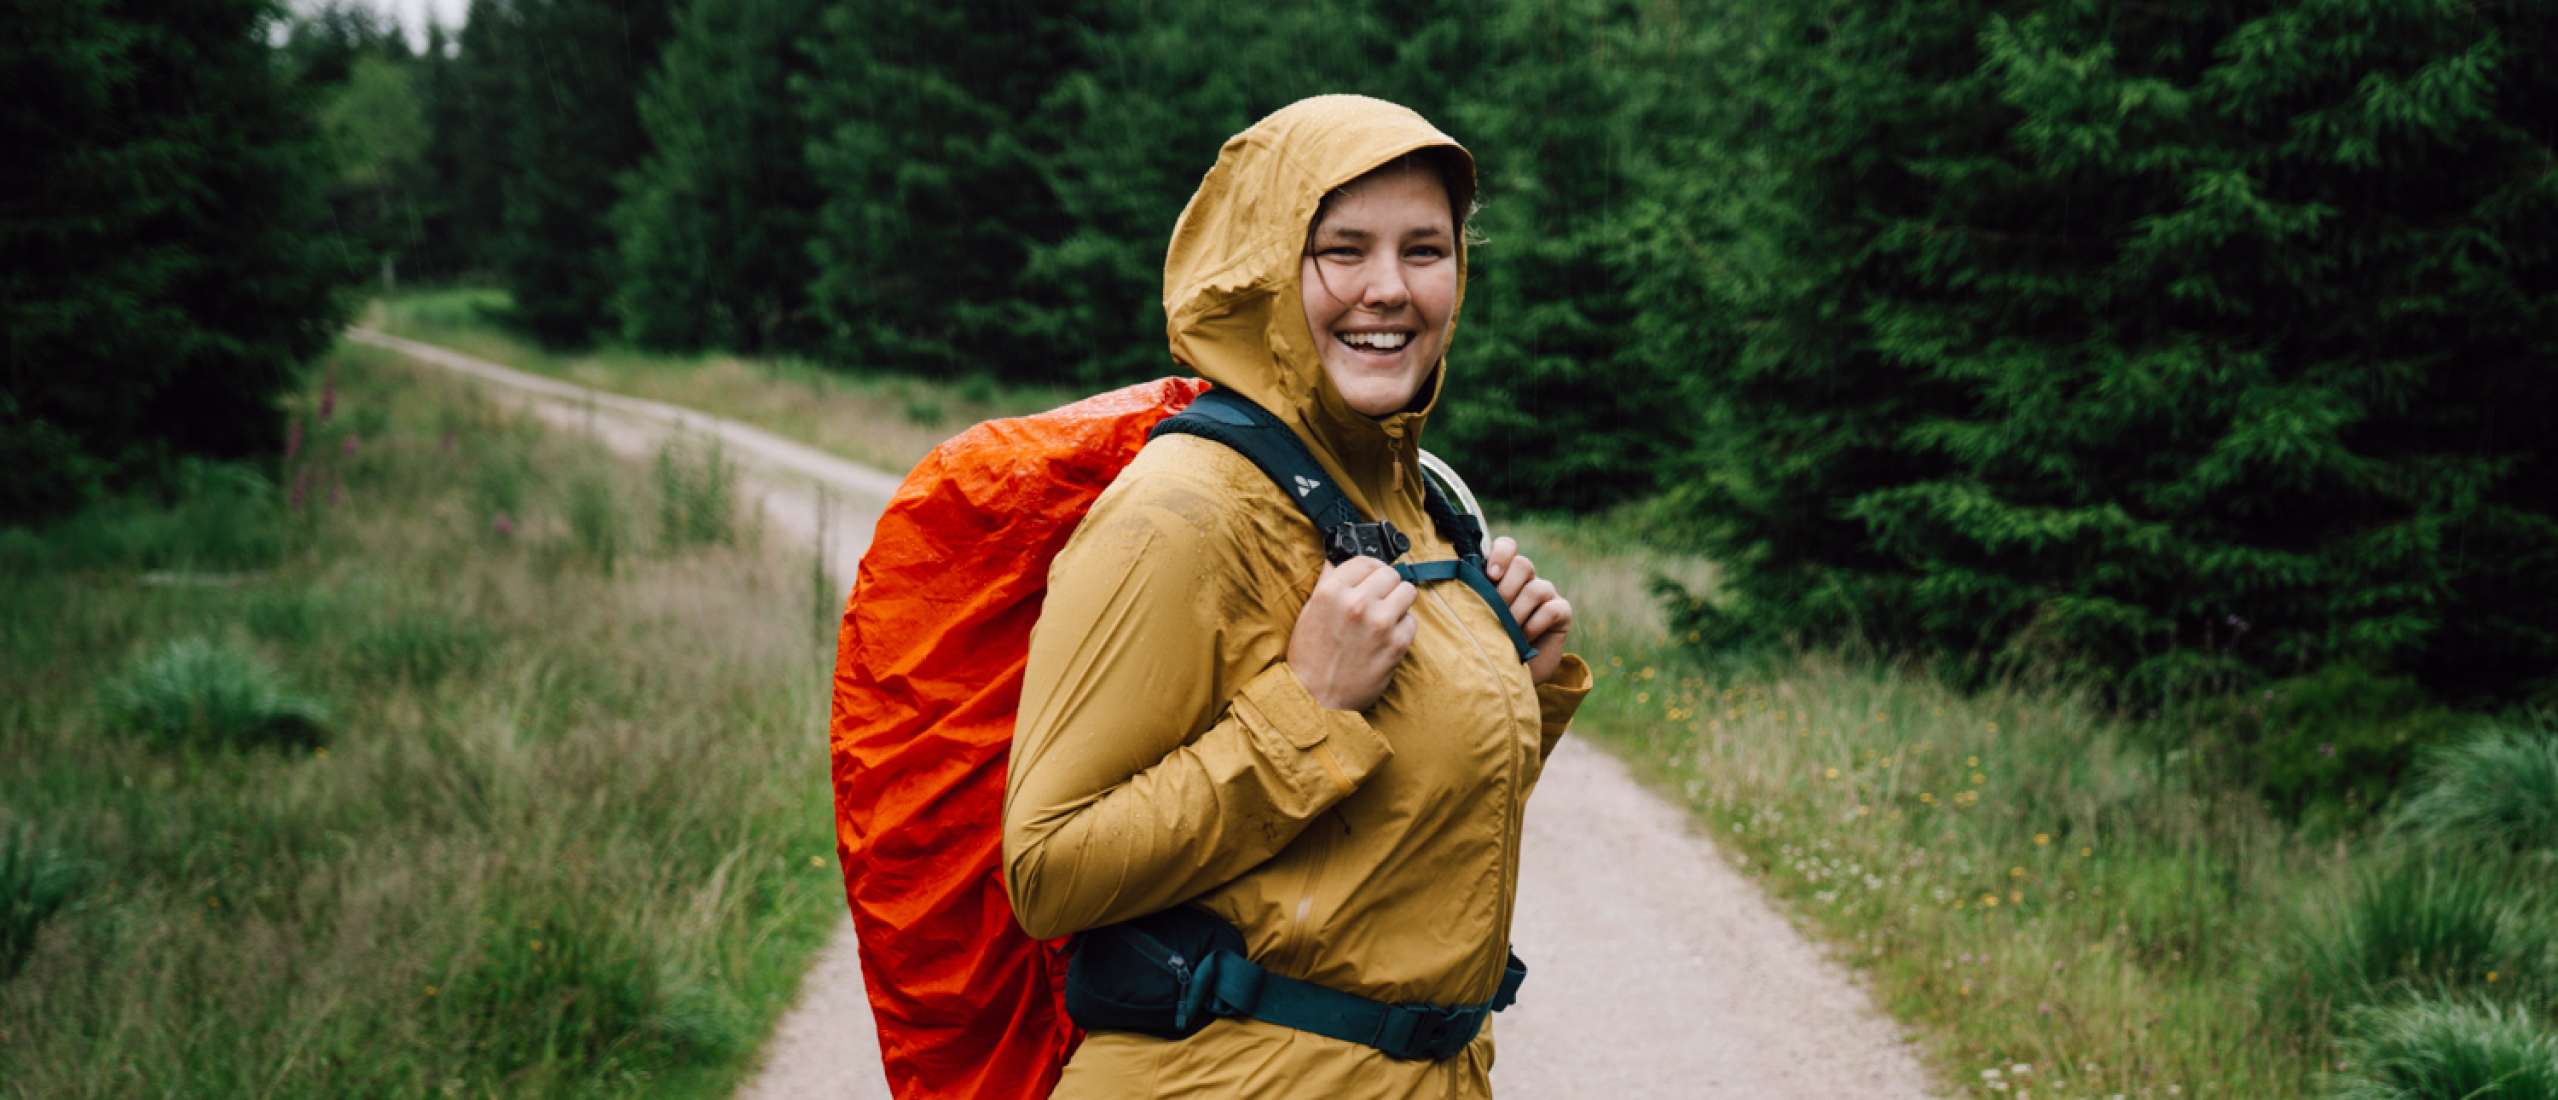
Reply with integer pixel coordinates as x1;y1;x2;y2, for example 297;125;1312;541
829;376;1211;1100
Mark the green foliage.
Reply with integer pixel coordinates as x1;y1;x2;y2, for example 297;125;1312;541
0;461;283;576
654;434;735;549
1428;0;1694;512
2203;664;2473;828
0;826;83;982
613;0;824;355
1649;0;2558;705
2278;858;2557;1033
98;636;332;752
1;0;351;523
798;0;1093;378
493;0;677;345
2395;724;2558;856
2332;1000;2558;1100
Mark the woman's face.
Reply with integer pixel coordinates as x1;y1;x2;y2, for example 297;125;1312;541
1300;166;1458;419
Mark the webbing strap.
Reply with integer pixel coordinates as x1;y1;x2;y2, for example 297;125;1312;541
1150;389;1361;533
1151;388;1535;664
1396;559;1536;663
1186;949;1529;1062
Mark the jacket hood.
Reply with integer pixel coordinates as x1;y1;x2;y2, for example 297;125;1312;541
1162;95;1474;521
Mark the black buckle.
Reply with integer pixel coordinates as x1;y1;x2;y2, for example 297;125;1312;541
1383;1003;1480;1061
1324;521;1410;565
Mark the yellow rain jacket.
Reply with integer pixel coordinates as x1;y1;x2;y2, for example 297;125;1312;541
1003;95;1593;1099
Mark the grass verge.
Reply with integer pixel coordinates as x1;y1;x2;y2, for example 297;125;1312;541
366;288;1075;476
0;342;841;1098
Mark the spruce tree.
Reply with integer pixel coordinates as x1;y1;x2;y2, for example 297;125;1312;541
613;0;824;354
2;0;349;522
1649;0;2558;703
494;0;674;346
798;0;1093;380
1428;0;1694;513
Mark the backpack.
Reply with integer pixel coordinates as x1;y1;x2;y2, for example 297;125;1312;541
828;377;1526;1100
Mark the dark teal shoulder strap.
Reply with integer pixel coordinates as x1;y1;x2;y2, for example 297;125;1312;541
1149;388;1535;663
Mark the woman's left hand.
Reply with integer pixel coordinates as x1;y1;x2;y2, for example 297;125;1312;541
1484;537;1574;686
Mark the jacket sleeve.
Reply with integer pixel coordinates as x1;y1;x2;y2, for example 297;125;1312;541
1534;654;1594;761
1003;469;1393;942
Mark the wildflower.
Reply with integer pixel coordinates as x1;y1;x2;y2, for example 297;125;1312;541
2317;743;2335;757
2080;847;2093;858
342;433;360;457
1983;894;1999;907
1986;722;1999;733
2038;1002;2053;1016
2013;1064;2032;1074
1982;1069;2003;1080
2035;833;2049;845
1825;768;1839;779
285;418;304;459
320;369;337;420
2488;971;2500;982
1967;756;1980;767
289;468;312;508
425;985;437;996
530;940;544;952
809;855;827;868
2010;891;2023;904
493;513;517;537
1637;693;1650;704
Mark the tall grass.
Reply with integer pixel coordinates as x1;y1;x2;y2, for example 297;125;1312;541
2393;725;2558;855
97;635;332;751
0;343;841;1098
2332;1001;2558;1100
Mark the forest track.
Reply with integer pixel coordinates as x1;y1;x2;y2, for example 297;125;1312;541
351;328;1940;1100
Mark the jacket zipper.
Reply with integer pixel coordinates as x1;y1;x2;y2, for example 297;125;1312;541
1425;583;1532;1003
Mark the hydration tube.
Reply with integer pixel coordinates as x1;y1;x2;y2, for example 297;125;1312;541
1417;449;1488;541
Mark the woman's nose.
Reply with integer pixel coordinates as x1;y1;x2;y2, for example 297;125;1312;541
1358;259;1411;311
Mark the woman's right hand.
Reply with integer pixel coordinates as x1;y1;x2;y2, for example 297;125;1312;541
1287;557;1418;712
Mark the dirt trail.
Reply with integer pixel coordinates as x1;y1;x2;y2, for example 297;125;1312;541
354;328;1940;1100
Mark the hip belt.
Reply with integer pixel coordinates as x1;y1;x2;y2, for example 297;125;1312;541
1064;906;1527;1063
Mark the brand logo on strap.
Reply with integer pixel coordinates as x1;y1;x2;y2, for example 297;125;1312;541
1293;476;1320;498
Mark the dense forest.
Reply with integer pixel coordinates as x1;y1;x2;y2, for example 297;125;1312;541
8;0;2554;716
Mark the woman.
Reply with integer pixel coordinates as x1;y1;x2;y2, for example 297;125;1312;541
1003;94;1591;1098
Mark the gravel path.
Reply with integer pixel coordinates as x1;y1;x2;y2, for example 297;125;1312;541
354;329;1940;1100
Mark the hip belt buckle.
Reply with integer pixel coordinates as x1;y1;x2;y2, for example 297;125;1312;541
1377;1001;1483;1062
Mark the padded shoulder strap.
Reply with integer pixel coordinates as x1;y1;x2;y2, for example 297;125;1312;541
1150;389;1362;534
1149;388;1535;663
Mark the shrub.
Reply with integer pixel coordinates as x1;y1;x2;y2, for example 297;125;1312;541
2208;665;2474;828
2332;1000;2558;1100
98;637;331;751
2395;725;2558;856
0;826;82;981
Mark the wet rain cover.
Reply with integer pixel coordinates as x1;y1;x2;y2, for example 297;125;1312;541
830;375;1212;1100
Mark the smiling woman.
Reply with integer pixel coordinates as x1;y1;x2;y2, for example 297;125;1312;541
1002;95;1590;1100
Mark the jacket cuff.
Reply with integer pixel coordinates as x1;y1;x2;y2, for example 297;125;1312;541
1237;662;1393;796
1534;654;1594;759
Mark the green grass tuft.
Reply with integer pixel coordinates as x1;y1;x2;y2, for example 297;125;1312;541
2394;724;2558;855
2279;859;2557;1033
2332;1000;2558;1100
0;826;83;981
97;636;331;751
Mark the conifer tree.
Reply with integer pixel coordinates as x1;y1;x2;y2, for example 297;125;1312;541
494;0;674;346
798;0;1093;379
1650;0;2558;703
1428;0;1694;512
613;0;824;353
2;0;349;521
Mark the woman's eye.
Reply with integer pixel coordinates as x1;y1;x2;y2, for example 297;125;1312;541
1405;245;1447;262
